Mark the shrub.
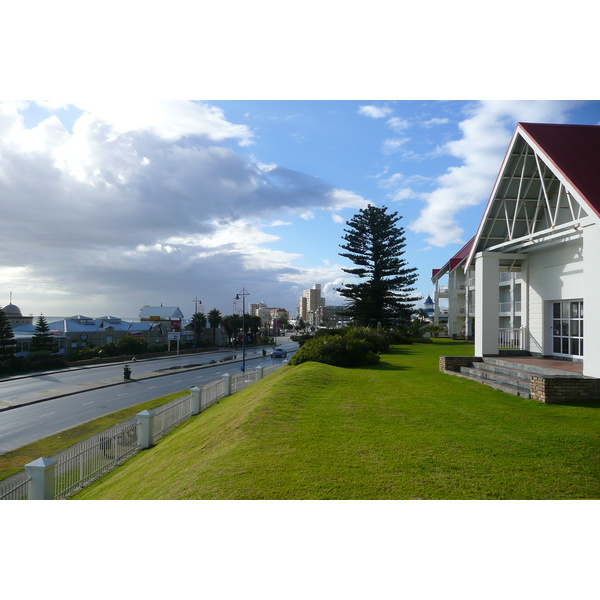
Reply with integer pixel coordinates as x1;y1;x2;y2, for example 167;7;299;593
288;334;380;368
341;326;392;354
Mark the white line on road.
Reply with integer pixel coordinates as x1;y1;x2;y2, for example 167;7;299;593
117;393;128;397
82;401;95;405
39;412;55;417
148;386;157;389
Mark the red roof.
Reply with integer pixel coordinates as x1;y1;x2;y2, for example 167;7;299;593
431;236;475;281
518;123;600;218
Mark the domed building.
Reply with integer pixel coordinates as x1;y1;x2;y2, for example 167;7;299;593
1;303;34;328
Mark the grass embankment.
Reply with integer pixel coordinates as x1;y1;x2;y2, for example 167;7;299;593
0;391;188;481
73;340;600;500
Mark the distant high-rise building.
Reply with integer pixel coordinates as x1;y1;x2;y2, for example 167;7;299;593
300;284;326;326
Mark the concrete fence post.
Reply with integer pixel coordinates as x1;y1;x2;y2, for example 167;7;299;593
25;457;57;500
255;366;263;381
137;410;155;449
190;386;202;415
222;373;232;397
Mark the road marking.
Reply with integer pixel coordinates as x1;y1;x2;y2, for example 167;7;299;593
117;393;127;397
39;412;55;417
82;401;95;405
148;385;157;389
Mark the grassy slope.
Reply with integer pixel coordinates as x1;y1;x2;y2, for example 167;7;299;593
74;340;600;500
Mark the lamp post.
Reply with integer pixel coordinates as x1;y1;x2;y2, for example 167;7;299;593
193;296;202;349
235;287;249;372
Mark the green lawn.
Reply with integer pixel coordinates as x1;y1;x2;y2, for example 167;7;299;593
73;340;599;500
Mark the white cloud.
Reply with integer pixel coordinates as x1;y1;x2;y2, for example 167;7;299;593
358;105;393;119
382;137;410;154
64;100;255;145
326;188;370;211
0;101;368;317
386;117;410;131
421;117;449;127
409;100;581;246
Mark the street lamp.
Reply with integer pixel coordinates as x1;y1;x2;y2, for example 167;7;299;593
235;287;249;372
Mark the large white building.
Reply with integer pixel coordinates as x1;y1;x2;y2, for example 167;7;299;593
434;122;600;379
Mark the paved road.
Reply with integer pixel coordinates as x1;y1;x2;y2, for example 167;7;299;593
0;339;298;455
0;346;270;409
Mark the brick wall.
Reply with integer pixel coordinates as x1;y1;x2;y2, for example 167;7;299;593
530;376;600;403
439;356;482;372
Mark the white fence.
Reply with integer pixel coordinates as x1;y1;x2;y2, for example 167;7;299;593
0;362;284;500
499;327;525;350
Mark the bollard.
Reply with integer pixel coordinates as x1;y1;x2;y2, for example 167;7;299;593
25;457;57;500
137;410;155;449
190;386;202;415
255;366;263;380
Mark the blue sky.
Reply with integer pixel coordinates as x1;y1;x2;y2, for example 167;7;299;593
1;99;599;320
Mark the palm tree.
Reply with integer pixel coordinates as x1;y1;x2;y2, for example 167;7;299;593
208;308;222;346
189;312;207;347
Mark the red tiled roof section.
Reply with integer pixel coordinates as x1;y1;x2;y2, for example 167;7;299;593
518;123;600;217
449;236;475;271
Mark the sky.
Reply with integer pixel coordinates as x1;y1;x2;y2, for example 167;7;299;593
2;99;599;321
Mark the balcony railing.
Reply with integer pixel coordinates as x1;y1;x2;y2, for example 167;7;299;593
499;327;525;350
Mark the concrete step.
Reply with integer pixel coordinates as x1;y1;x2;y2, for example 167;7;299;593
461;366;531;395
455;370;531;397
469;361;532;382
481;357;581;378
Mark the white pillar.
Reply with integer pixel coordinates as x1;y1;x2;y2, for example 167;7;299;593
137;410;155;449
222;373;232;397
475;252;500;357
25;457;57;500
255;366;263;380
190;386;202;415
583;224;600;377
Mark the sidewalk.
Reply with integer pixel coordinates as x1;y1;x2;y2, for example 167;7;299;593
0;353;267;412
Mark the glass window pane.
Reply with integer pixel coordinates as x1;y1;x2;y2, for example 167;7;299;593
571;302;579;318
571;339;580;356
561;321;569;336
553;320;561;335
580;302;584;317
570;320;579;336
553;338;561;353
553;303;561;318
562;338;569;354
562;302;570;318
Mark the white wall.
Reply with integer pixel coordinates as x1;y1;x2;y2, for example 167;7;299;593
527;238;584;356
583;224;600;377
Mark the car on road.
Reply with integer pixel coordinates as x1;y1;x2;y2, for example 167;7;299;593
271;348;287;358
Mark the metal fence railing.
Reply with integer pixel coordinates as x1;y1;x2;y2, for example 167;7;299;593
152;395;193;442
0;470;30;500
0;359;286;500
53;418;139;499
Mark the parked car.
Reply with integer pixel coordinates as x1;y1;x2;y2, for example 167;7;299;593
271;348;287;358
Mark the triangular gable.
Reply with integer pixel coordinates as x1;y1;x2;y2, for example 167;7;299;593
466;123;600;267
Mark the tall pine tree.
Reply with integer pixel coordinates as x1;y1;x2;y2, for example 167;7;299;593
0;308;16;360
29;314;55;353
337;205;419;328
